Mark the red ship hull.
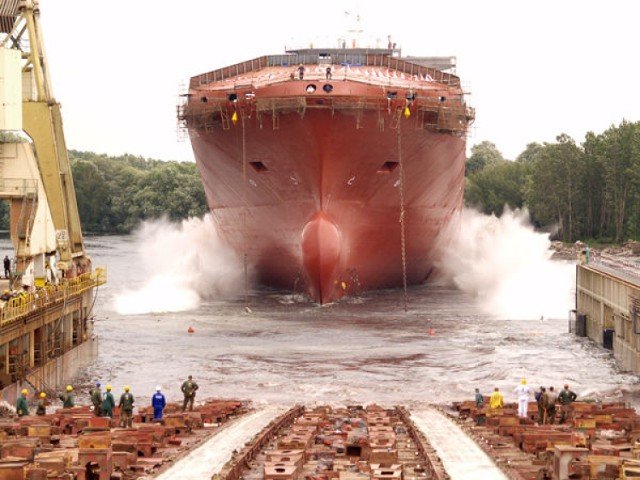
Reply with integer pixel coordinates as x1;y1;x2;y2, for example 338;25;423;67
183;50;473;303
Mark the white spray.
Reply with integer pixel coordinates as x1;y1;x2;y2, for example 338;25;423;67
436;208;575;320
114;214;244;315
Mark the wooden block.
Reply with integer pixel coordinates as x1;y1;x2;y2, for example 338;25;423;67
164;416;186;428
574;418;596;429
369;449;397;464
0;462;28;480
78;432;112;449
27;425;51;437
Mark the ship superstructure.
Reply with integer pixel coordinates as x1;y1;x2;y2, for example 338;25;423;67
181;46;473;303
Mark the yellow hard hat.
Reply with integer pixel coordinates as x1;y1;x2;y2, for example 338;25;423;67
124;385;130;392
521;379;527;384
106;385;112;391
40;392;46;398
66;385;73;392
21;389;28;395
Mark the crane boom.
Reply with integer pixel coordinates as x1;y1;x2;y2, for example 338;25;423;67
2;0;86;272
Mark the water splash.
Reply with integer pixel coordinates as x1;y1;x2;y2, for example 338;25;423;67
436;208;575;320
114;215;243;314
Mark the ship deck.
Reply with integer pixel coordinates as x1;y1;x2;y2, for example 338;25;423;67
198;65;442;92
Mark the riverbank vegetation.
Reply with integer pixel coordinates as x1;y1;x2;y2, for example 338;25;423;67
0;150;208;234
465;120;640;243
68;150;208;233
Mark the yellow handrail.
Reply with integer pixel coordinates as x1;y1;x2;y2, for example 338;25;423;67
0;267;107;327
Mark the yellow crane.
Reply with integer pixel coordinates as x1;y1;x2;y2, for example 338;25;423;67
1;0;87;280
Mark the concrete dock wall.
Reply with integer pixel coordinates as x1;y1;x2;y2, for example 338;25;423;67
576;264;640;373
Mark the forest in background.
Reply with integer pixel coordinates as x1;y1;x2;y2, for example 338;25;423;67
0;149;208;234
465;120;640;243
68;150;208;233
0;118;638;242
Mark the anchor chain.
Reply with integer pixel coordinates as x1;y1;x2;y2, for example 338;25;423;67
397;111;408;312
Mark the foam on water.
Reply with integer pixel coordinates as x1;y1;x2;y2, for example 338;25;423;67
436;208;575;320
112;208;575;319
113;215;243;314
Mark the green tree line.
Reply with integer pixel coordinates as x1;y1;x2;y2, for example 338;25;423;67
68;150;208;233
465;120;640;243
0;150;208;234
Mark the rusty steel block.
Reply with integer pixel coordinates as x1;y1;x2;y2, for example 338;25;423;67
78;448;112;480
368;449;397;464
0;443;36;462
371;467;401;480
164;415;186;428
86;417;111;430
0;462;29;480
369;437;395;449
592;443;633;456
368;426;393;434
78;431;112;449
266;449;307;462
365;416;390;426
266;453;304;470
278;434;313;450
338;472;371;480
264;464;299;480
553;445;589;480
24;467;48;480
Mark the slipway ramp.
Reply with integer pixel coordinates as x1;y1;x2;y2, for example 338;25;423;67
155;405;287;480
411;407;508;480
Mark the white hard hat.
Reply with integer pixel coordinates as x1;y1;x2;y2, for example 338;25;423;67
156;385;161;391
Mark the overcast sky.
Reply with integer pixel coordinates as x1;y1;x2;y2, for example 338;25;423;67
38;0;639;162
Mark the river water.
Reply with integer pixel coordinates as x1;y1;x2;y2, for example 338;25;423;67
75;209;639;410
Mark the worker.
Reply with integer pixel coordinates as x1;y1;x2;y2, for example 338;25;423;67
119;386;135;428
558;384;578;424
16;389;28;416
90;382;103;416
474;388;484;408
297;64;305;80
102;385;115;418
535;387;548;425
181;375;199;412
152;385;166;421
489;387;504;409
546;386;558;424
514;379;530;418
36;392;47;416
59;385;75;408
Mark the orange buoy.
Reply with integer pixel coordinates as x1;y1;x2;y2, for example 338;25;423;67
187;327;194;333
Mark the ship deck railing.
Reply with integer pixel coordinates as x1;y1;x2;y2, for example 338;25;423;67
196;64;459;94
0;267;107;328
190;53;461;90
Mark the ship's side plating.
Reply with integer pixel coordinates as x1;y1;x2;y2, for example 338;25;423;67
182;50;473;303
